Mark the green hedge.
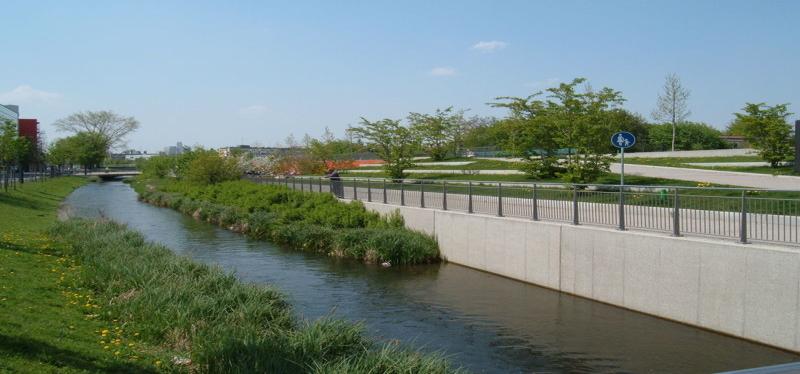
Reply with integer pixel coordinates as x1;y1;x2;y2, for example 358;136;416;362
134;179;440;265
50;219;457;373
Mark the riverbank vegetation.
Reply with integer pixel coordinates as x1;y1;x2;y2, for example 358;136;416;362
133;177;440;265
0;177;457;372
0;177;170;372
50;219;457;372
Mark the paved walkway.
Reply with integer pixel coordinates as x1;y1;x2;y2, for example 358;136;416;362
611;164;800;190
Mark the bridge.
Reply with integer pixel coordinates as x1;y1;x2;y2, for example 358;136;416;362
85;170;141;180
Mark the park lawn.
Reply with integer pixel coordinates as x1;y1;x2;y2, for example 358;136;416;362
0;177;167;373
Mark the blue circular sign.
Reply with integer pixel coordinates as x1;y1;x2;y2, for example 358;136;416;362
611;131;636;149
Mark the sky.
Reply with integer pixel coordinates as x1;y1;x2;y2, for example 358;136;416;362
2;0;798;152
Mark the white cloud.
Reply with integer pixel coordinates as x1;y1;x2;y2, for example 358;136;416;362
471;40;507;53
0;85;62;104
238;104;269;119
429;67;456;76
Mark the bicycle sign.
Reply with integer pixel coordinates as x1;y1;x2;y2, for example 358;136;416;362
611;131;636;149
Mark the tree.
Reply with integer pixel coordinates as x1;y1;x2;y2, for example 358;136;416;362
347;118;419;179
47;137;78;170
731;103;793;167
491;78;624;183
652;73;691;152
408;107;465;161
0;120;31;191
647;122;728;151
66;132;110;173
54;110;139;150
185;150;242;185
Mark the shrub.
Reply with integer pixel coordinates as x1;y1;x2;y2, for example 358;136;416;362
185;150;242;185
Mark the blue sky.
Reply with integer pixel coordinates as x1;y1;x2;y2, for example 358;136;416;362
2;0;798;151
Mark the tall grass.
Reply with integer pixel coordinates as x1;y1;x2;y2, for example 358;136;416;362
49;219;459;373
134;179;440;265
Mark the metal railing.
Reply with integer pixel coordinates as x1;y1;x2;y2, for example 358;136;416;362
249;176;800;247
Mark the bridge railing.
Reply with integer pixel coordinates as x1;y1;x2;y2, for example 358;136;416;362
247;175;800;247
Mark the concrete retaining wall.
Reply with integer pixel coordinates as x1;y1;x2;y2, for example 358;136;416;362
360;201;800;352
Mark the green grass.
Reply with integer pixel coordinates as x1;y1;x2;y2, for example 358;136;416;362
0;177;170;372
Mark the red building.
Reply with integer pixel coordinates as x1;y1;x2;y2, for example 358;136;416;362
18;118;39;145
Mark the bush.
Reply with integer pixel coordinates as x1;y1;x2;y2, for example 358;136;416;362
647;122;729;151
519;156;563;179
186;151;243;185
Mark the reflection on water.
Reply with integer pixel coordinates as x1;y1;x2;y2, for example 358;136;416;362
64;181;799;373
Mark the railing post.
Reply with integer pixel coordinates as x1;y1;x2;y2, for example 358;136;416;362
572;185;579;225
383;179;387;204
367;179;372;202
468;181;473;213
497;183;503;217
292;177;296;190
442;181;448;211
352;178;357;199
618;185;625;231
319;177;323;193
300;178;304;192
532;184;539;221
740;190;748;244
420;181;425;208
400;180;405;206
672;188;681;237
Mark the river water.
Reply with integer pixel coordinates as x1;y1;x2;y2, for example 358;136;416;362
64;181;799;373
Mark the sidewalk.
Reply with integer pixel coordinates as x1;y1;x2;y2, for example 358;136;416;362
612;163;800;189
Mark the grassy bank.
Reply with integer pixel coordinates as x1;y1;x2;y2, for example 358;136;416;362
0;177;172;372
49;219;457;372
133;178;440;265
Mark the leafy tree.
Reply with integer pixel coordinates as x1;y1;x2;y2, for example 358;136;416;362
461;116;501;149
53;110;139;150
408;107;465;161
138;154;174;178
186;150;243;185
647;122;728;151
492;78;624;183
67;132;110;173
0;120;31;190
347;118;419;179
652;73;691;152
732;103;794;167
47;137;78;170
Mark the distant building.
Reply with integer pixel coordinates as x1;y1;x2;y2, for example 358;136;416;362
111;149;154;161
18;118;39;145
0;104;19;124
218;145;292;158
163;142;190;156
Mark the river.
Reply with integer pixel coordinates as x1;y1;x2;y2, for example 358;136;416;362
63;181;799;373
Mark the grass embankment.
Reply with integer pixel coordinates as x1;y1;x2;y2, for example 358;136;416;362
133;178;440;265
49;219;457;373
0;177;170;372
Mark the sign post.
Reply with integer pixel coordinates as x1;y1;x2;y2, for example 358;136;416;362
611;131;636;231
